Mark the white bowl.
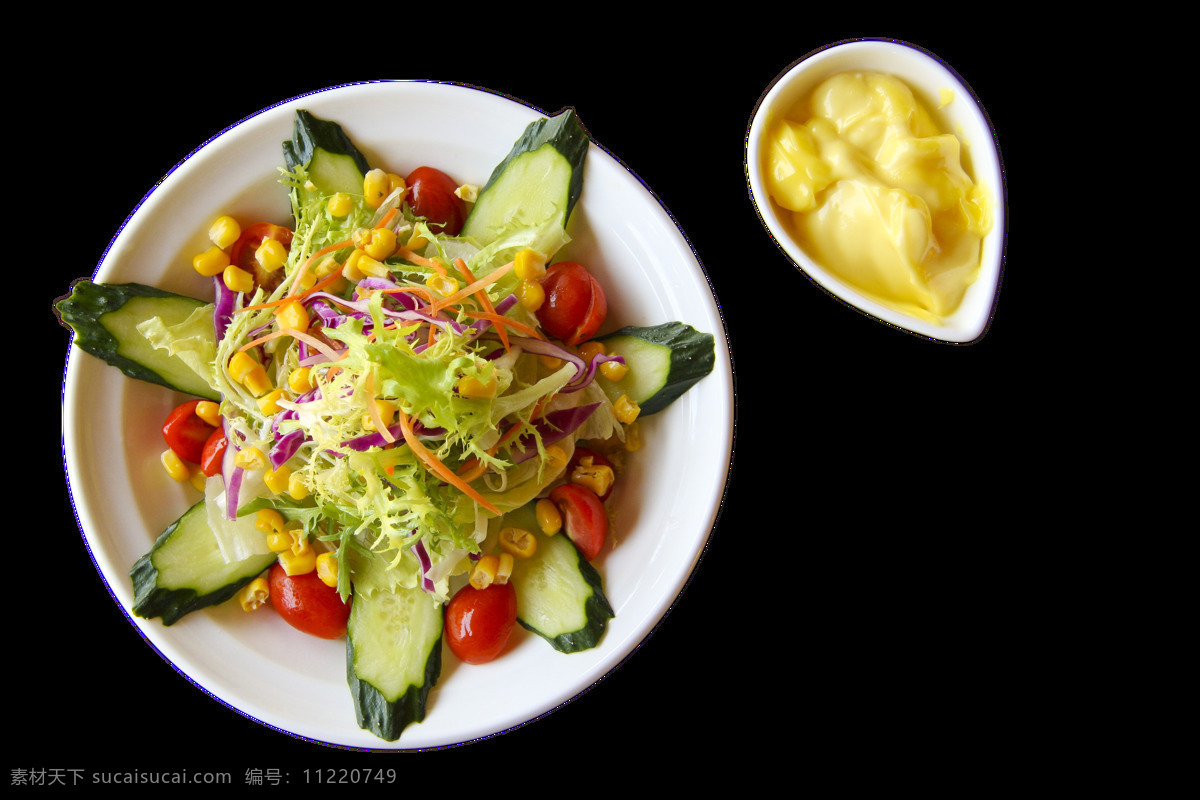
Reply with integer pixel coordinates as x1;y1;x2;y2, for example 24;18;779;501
60;81;734;749
746;39;1007;343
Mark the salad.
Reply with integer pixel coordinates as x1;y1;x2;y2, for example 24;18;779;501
57;105;716;743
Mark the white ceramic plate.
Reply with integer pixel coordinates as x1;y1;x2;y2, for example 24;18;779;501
60;81;734;749
746;39;1007;343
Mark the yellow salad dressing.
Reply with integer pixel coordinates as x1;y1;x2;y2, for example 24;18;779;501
763;71;992;323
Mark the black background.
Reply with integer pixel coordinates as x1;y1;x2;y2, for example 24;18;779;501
28;10;1044;790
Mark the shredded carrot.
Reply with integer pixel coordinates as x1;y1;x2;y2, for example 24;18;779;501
461;309;545;341
376;207;399;230
395;246;446;276
455;258;509;351
455;419;530;481
286;238;355;298
398;411;499;514
239;326;345;364
430;261;514;316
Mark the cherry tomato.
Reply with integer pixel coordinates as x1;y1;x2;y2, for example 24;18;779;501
268;562;351;640
162;400;216;465
229;222;293;291
199;425;227;477
568;446;616;502
536;261;607;347
405;166;467;235
548;483;609;561
444;581;518;665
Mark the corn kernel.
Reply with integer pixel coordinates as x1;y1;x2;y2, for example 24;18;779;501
278;546;317;576
209;215;241;249
195;400;221;427
624;421;642;452
228;351;259;383
276;298;309;334
237;576;269;611
536;498;562;535
517;279;545;311
264;463;292;494
189;467;208;492
266;529;293;552
316;552;339;588
288;367;314;394
255;508;286;534
287;526;310;557
287;471;309;501
426;273;459;297
256;388;289;415
513;249;547;280
235;446;267;470
496;552;514;584
544;445;568;472
499;527;538;559
456;375;497;399
327;192;354;217
387;173;406;195
364;168;390;209
161;449;190;482
571;457;615;498
600;359;629;381
314;255;342;277
470;554;500;589
223;264;254;294
539;355;563;371
579;341;606;362
613;394;641;424
256;238;287;272
193;245;230;277
407;231;429;251
362;227;398;260
242;365;272;397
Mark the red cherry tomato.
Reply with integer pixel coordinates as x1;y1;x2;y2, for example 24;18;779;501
548;483;609;561
405;166;467;235
567;446;616;502
536;261;607;347
162;400;216;465
199;425;227;477
444;581;518;665
268;562;351;640
229;222;293;291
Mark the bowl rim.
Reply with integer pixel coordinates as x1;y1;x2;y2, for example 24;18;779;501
744;37;1007;344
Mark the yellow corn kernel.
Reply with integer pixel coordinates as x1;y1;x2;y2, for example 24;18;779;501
256;388;289;415
571;456;615;498
189;467;208;492
293;268;317;293
362;398;397;431
287;525;310;557
237;576;269;612
278;546;317;576
362;227;398;261
276;298;309;334
193;245;230;277
327;192;354;217
470;554;500;589
209;215;241;249
228;351;259;383
255;508;286;534
426;273;459;297
266;528;292;552
517;279;545;311
223;265;254;294
235;446;267;470
194;400;221;427
161;449;190;482
535;498;562;536
316;552;339;588
288;367;314;394
496;552;514;584
407;231;429;251
264;463;292;494
539;354;563;371
314;255;342;278
544;445;569;472
242;365;272;397
513;249;547;281
613;394;641;424
287;471;309;501
624;421;642;452
364;168;390;209
579;341;606;362
456;374;497;399
256;238;287;272
600;359;629;382
388;173;406;195
499;527;538;559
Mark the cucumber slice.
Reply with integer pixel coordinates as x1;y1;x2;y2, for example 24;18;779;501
56;280;218;401
131;501;276;626
596;322;716;416
346;585;443;742
283;109;371;203
460;109;590;246
509;522;614;654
